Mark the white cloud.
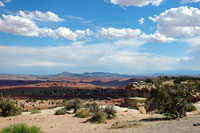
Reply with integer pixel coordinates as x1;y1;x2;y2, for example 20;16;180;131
17;61;70;67
108;0;164;7
66;15;84;20
0;14;39;36
138;17;144;25
99;27;141;39
140;31;176;43
0;14;92;41
149;6;200;37
184;37;200;60
0;1;5;7
114;39;145;48
18;10;63;22
0;41;192;74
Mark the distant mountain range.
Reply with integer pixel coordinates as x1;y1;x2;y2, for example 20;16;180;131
1;70;200;81
0;72;135;81
53;72;134;78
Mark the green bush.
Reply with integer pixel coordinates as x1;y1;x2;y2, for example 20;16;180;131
0;123;43;133
90;110;107;123
145;79;153;83
31;109;41;114
65;99;82;113
156;81;197;119
54;108;66;115
186;103;197;112
0;98;21;117
104;105;116;119
75;108;90;118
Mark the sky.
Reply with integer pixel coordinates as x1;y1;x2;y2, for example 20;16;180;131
1;0;200;75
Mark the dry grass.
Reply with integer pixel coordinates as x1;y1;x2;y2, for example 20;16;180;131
111;120;142;129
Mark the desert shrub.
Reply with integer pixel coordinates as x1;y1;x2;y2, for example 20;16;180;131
54;108;66;115
90;110;107;123
156;81;197;119
145;79;153;83
0;123;43;133
186;103;197;112
65;99;82;113
111;121;141;129
0;98;21;117
56;101;62;105
104;105;116;119
88;103;100;114
75;108;90;118
25;100;29;103
62;99;68;103
31;109;41;114
33;99;37;103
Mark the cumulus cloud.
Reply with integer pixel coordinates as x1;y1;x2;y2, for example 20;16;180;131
0;42;189;74
0;14;39;36
108;0;164;7
18;10;64;22
0;14;92;40
140;31;176;43
0;1;5;7
99;27;141;39
149;6;200;37
138;17;144;25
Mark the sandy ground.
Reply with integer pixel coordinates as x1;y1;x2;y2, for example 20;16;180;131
0;104;200;133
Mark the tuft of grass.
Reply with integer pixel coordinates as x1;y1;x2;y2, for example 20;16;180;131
90;110;107;124
55;108;66;115
104;105;116;119
65;99;82;113
0;123;43;133
88;103;100;114
75;108;90;118
111;120;141;129
31;109;41;114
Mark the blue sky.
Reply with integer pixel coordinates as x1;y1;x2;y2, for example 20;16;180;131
0;0;200;75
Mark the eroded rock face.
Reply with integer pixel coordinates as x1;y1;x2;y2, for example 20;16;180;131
126;81;157;99
125;81;157;113
126;97;147;114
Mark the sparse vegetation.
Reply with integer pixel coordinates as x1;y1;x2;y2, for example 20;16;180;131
104;105;116;119
0;97;21;117
90;109;107;123
0;123;43;133
145;79;153;83
31;109;41;114
55;108;66;115
186;103;197;112
75;108;90;118
111;120;141;129
88;102;100;114
65;99;82;113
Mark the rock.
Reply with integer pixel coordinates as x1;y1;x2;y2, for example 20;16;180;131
66;109;74;114
193;123;200;126
126;97;147;114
